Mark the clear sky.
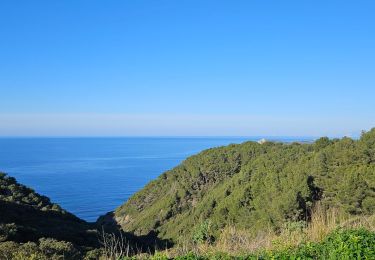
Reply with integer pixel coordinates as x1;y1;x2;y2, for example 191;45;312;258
0;1;374;137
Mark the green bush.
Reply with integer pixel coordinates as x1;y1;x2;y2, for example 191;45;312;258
0;223;17;242
38;237;81;259
192;220;214;244
174;229;375;259
0;238;81;260
84;248;103;259
13;242;47;260
264;228;375;259
317;228;375;259
0;241;19;259
174;252;205;260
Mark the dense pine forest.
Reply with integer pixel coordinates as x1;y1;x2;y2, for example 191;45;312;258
115;129;375;243
1;129;375;259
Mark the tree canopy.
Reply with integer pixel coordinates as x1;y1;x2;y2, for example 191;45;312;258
115;129;375;242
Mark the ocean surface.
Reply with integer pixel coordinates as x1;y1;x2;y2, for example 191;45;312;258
0;137;313;222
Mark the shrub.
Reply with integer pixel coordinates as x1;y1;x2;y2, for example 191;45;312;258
0;241;19;259
192;220;214;244
174;252;205;260
265;228;375;259
84;248;103;260
317;228;375;259
38;237;81;259
14;242;47;260
0;223;17;242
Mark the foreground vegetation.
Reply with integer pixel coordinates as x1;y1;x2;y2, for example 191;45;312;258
121;205;375;259
170;228;375;259
1;128;375;259
1;202;375;259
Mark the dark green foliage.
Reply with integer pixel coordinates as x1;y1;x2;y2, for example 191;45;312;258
0;238;81;260
0;172;107;259
0;223;17;242
0;172;99;247
0;173;175;258
38;238;81;259
115;129;375;243
174;253;228;260
0;172;65;213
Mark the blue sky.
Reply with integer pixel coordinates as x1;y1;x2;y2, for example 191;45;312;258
0;1;374;136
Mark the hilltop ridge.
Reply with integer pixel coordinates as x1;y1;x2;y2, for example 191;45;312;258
112;128;375;243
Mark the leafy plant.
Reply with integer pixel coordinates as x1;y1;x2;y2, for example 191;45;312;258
193;220;214;244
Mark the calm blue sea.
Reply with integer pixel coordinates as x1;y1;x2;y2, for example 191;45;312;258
0;137;313;222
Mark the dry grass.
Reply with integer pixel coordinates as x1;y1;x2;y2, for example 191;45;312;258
114;204;375;259
306;204;375;242
163;203;375;258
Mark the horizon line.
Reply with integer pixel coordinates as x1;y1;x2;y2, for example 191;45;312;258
0;135;330;139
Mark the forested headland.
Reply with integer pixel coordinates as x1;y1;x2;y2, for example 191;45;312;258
1;129;375;259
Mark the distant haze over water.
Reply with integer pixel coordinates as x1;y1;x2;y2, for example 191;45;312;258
0;137;314;222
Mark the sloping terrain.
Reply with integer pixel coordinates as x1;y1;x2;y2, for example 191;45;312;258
0;173;98;247
114;129;375;243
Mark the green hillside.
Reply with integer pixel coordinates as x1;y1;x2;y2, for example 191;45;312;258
114;129;375;244
0;172;100;247
1;129;375;258
0;173;168;259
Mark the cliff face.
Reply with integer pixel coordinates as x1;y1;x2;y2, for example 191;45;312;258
113;129;375;243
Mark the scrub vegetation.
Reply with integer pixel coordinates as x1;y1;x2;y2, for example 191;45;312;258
115;129;375;244
1;128;375;259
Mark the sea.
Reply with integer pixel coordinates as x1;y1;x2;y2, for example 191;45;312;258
0;137;313;222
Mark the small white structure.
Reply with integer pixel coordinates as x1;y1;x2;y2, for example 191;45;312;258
257;138;267;144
